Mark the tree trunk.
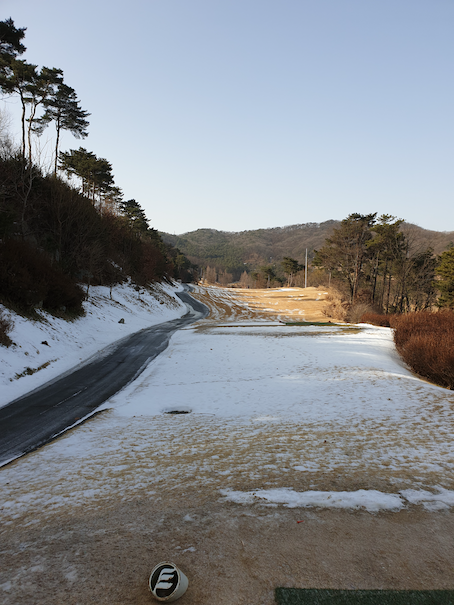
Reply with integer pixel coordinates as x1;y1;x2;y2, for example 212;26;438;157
19;164;34;238
381;260;388;311
27;101;39;163
20;93;26;161
372;254;379;303
54;119;61;175
385;273;392;314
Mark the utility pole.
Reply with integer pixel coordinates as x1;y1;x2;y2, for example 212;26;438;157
304;248;308;288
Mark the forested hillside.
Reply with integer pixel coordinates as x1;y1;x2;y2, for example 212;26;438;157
160;221;339;279
0;18;195;325
160;221;454;283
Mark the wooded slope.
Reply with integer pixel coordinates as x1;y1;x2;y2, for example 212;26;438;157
161;221;454;279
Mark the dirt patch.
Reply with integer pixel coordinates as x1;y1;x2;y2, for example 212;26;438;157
1;498;453;605
2;410;453;604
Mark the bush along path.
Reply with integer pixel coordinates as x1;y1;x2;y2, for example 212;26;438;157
360;310;454;390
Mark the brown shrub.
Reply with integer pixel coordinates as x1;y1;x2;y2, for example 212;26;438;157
323;300;349;321
390;310;454;347
360;312;396;327
392;310;454;389
348;303;373;324
324;286;345;303
0;310;14;346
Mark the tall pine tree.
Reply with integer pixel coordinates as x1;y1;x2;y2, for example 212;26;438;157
436;247;454;309
0;18;26;66
37;82;90;174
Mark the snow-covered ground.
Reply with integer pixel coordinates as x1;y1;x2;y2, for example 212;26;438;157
1;285;454;524
0;281;187;408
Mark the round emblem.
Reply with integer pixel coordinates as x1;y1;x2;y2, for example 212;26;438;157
149;562;187;602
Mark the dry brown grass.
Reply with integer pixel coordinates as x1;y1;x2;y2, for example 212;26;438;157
321;287;349;322
189;285;337;324
197;286;334;322
391;310;454;389
237;286;333;322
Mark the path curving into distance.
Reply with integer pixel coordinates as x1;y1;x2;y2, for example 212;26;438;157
0;286;208;466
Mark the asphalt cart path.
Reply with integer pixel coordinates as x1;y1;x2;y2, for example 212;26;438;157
0;287;208;466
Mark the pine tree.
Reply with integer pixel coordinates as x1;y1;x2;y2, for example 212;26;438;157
261;265;276;288
25;66;63;161
314;213;377;301
281;257;302;287
436;247;454;309
367;215;406;311
0;20;32;160
59;147;114;202
37;82;89;174
0;18;26;66
0;58;38;159
119;199;150;235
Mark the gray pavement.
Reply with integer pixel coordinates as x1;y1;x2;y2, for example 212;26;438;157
0;286;208;466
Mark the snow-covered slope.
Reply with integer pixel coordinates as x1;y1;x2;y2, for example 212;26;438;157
0;281;187;408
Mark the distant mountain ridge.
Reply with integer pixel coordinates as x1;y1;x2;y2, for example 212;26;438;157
160;220;454;280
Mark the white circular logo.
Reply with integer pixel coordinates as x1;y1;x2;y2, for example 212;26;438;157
149;563;179;600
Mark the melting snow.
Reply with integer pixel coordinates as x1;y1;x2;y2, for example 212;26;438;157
0;281;187;408
220;488;405;512
1;284;454;522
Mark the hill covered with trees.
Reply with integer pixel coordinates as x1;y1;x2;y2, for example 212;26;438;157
160;221;340;281
0;18;195;323
160;220;454;288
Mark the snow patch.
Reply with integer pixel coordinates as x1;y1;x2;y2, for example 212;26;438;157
2;285;454;525
221;487;454;512
220;488;405;512
400;487;454;511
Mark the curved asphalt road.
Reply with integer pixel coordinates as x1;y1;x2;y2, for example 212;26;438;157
0;286;208;466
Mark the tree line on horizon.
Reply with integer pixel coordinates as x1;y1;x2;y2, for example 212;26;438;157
0;18;196;324
161;219;453;290
197;214;453;314
202;256;305;289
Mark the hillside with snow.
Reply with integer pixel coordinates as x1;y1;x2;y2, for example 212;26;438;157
0;281;187;409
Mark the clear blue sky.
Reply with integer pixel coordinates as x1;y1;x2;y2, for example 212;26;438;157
2;0;453;234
